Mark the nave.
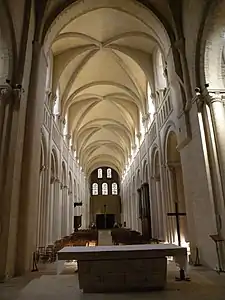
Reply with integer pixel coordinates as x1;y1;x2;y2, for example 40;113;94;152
1;0;225;294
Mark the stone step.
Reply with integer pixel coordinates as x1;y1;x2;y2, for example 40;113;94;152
98;230;113;246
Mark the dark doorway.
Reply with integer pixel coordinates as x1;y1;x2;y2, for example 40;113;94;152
96;214;115;229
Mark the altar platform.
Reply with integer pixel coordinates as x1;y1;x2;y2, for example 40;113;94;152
57;244;187;293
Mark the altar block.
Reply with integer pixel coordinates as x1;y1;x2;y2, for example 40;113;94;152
57;244;187;293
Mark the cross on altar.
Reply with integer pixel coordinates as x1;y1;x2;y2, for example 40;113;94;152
167;202;189;281
167;202;186;246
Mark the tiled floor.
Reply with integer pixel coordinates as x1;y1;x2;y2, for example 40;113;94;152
1;262;225;300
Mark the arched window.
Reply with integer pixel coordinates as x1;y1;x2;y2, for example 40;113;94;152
92;183;98;195
112;183;118;195
148;83;155;116
102;183;108;195
155;50;167;90
53;87;60;115
107;168;112;178
98;168;102;178
140;112;145;143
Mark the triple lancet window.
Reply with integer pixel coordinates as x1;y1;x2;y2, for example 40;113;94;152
92;168;119;196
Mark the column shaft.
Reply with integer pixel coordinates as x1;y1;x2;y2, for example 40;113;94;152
0;87;24;279
16;42;47;274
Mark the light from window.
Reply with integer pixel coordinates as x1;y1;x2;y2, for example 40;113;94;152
102;183;108;195
92;183;98;195
98;168;102;178
107;168;112;178
112;183;118;195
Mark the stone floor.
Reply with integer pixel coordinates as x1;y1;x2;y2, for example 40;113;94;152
1;262;225;300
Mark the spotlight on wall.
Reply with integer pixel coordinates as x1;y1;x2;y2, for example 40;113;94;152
195;87;201;93
15;84;22;89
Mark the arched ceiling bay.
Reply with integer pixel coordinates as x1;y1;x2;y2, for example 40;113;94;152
48;0;170;176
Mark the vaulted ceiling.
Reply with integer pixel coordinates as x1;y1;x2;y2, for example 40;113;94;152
42;0;174;176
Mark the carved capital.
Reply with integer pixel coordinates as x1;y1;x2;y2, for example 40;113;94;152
142;113;150;122
208;90;225;104
0;83;24;109
151;175;160;181
55;113;61;120
40;165;46;172
136;132;142;139
192;93;205;112
65;133;71;140
192;88;225;115
45;89;52;101
166;161;180;171
0;84;13;101
173;37;185;54
50;176;56;184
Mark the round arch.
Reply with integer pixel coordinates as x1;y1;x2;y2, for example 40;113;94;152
197;0;225;89
136;169;141;188
61;161;67;237
0;1;15;84
51;147;59;178
142;160;149;183
37;134;48;247
164;129;189;246
162;121;177;164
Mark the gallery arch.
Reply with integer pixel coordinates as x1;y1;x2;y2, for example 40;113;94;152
151;148;163;240
140;161;152;240
51;149;60;242
165;130;188;246
136;169;142;233
68;172;73;235
131;176;137;230
37;138;47;247
61;162;67;237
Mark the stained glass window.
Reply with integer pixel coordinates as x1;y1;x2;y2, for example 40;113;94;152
102;183;108;195
112;182;118;195
107;168;112;178
98;168;102;178
92;183;98;195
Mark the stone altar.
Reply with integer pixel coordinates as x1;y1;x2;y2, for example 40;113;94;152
57;244;187;293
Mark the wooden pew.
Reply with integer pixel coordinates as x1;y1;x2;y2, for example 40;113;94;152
111;228;159;245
